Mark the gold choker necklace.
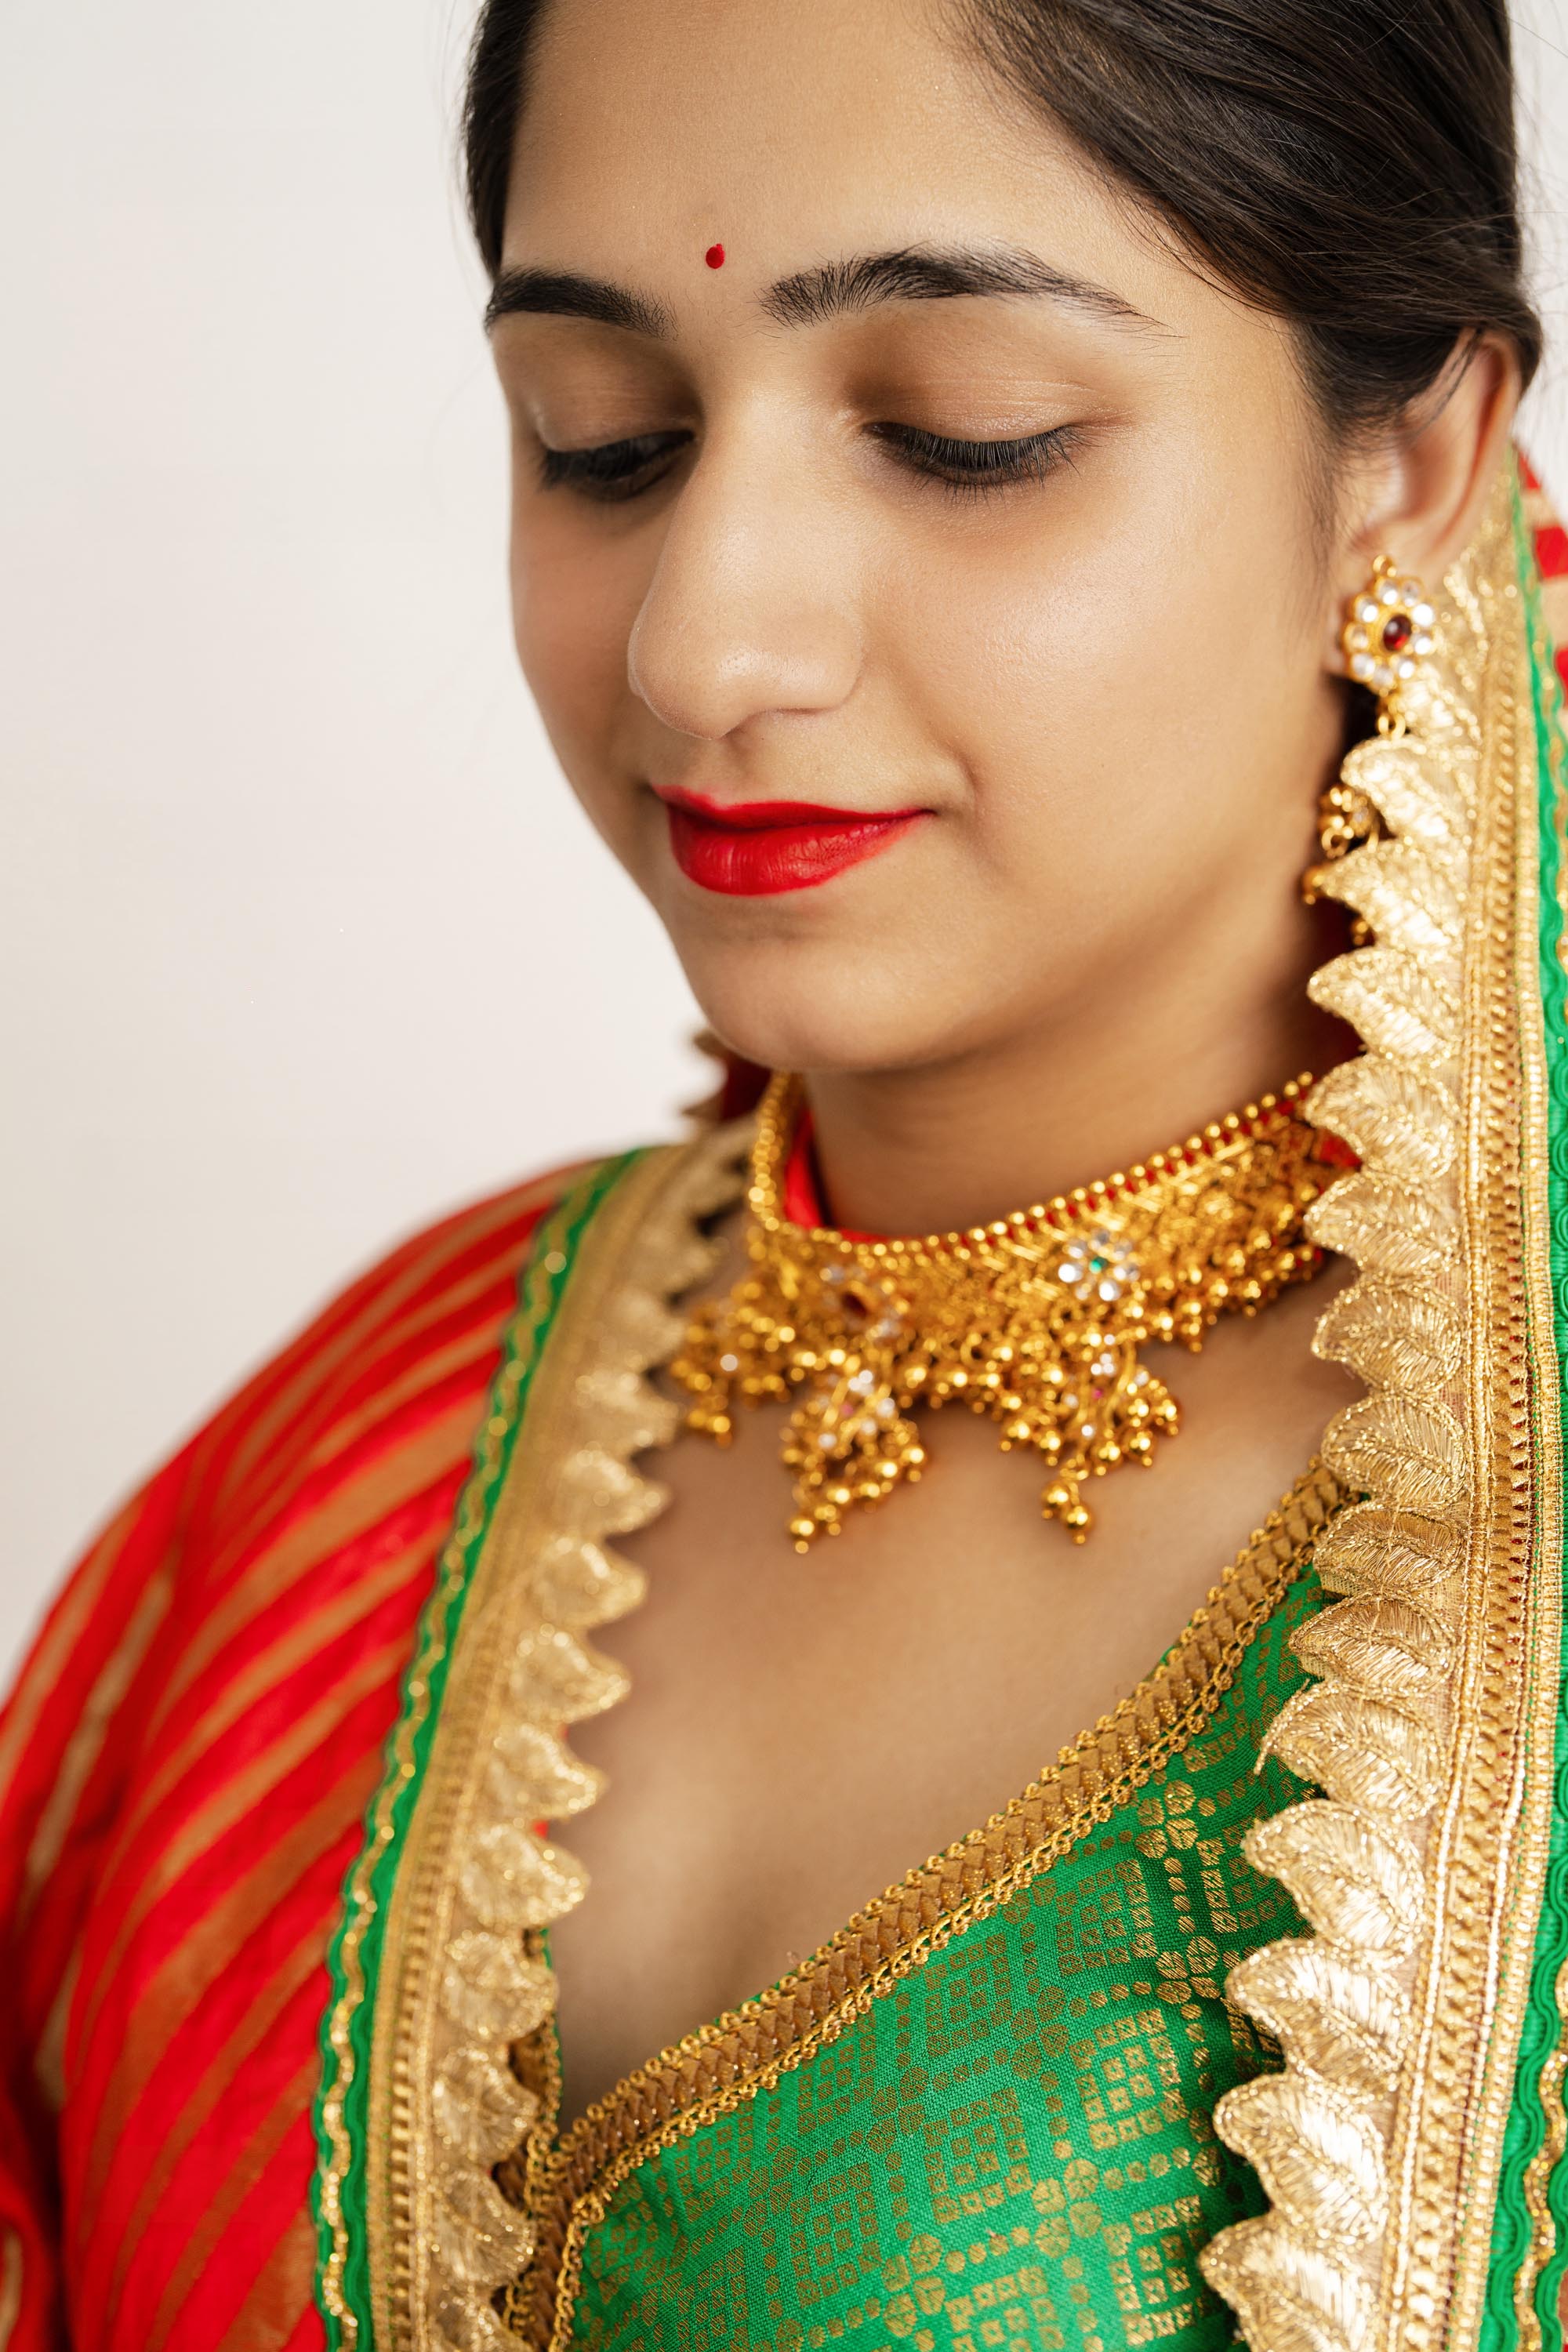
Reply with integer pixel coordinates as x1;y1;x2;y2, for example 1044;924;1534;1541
672;1072;1341;1549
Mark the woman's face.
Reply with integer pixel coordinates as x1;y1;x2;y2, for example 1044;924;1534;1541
492;0;1348;1078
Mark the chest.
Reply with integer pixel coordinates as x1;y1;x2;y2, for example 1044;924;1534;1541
543;1538;1325;2352
547;1279;1350;2123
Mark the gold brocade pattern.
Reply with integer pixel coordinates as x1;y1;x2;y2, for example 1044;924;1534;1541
673;1074;1336;1548
1199;476;1563;2352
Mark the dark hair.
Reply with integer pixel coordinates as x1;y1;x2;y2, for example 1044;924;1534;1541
463;0;1542;436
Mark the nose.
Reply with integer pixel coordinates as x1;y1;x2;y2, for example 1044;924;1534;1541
626;428;863;741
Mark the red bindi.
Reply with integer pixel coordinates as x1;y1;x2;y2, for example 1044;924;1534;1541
705;243;725;269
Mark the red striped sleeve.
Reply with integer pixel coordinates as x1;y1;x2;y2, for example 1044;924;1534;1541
0;1163;582;2351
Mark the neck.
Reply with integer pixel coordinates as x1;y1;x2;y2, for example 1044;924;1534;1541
801;883;1353;1240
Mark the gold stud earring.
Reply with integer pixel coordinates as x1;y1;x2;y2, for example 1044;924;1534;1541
1341;554;1438;741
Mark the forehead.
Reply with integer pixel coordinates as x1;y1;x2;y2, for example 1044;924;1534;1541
506;0;1186;328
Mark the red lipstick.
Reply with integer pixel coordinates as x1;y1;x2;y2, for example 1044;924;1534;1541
657;788;925;896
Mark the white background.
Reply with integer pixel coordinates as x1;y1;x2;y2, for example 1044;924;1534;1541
4;0;1567;1679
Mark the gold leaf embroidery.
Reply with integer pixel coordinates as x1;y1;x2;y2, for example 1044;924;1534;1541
568;1366;681;1454
1305;1174;1457;1283
1260;1684;1441;1819
485;1726;604;1822
434;2049;541;2165
459;1829;589;1934
433;2172;535;2286
376;1129;750;2352
1204;482;1563;2352
503;1628;630;1725
1242;1801;1423;1962
550;1448;667;1537
525;1537;645;1631
1308;1500;1461;1600
441;1933;557;2042
1340;739;1472;881
1308;949;1458;1066
1312;840;1463;964
1312;1276;1462;1392
1321;1393;1465;1515
1201;2218;1373;2352
1305;1062;1457;1185
430;2301;511;2352
1217;2074;1388;2245
1289;1595;1454;1700
1226;1942;1406;2100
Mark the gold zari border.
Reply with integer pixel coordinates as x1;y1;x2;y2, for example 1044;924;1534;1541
358;1131;748;2352
1200;474;1563;2352
1514;527;1568;2345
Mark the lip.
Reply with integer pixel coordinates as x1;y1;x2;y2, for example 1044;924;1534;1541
655;786;927;897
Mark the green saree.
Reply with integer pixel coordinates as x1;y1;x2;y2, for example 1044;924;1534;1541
561;1521;1333;2352
310;459;1568;2352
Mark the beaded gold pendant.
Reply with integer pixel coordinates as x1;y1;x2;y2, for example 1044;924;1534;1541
671;1073;1341;1549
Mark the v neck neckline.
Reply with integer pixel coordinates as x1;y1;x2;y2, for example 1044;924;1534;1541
503;1457;1342;2343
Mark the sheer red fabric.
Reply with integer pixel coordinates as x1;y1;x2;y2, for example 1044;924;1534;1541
0;1171;581;2350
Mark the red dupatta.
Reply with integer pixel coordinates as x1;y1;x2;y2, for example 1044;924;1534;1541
0;1168;584;2350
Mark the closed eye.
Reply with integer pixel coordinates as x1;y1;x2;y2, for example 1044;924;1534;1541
535;419;1080;505
869;422;1081;496
536;430;692;502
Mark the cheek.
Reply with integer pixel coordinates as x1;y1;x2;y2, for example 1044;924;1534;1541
510;501;638;789
914;458;1322;887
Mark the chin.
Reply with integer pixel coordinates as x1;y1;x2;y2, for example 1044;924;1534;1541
673;927;985;1080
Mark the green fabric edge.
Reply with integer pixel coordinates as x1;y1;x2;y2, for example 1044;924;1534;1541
309;1149;643;2349
1480;477;1568;2352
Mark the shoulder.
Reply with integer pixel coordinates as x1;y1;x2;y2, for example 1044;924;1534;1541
6;1155;611;1727
178;1155;612;1542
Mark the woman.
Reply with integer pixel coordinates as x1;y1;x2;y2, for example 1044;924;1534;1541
3;0;1565;2347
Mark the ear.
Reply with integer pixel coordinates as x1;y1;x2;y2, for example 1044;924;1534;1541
1326;335;1522;663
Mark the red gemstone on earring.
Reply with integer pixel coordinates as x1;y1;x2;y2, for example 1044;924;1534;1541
705;243;725;269
1381;612;1414;652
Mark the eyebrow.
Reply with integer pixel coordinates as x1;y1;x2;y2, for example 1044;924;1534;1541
485;243;1162;336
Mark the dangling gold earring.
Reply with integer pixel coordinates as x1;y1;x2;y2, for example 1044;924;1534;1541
1305;555;1439;895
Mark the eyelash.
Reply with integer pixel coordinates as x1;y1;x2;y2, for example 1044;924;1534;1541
869;423;1080;497
535;422;1079;504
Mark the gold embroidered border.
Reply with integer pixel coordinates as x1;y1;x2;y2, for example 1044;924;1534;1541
499;1458;1342;2350
361;1129;749;2352
1392;487;1555;2352
1510;511;1568;2350
316;1195;575;2347
1200;474;1563;2352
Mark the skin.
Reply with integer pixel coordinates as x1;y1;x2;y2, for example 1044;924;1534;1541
488;0;1519;2122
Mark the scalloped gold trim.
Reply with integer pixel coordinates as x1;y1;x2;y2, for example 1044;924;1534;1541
1200;477;1562;2352
364;1127;750;2352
